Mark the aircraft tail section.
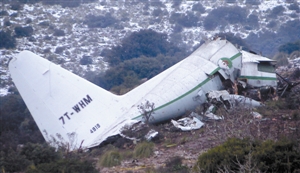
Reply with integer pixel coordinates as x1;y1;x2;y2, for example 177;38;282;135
9;51;126;149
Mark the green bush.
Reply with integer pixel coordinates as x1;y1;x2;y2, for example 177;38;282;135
194;138;300;172
99;149;122;167
26;158;97;173
161;156;189;173
253;139;300;172
134;141;154;159
21;143;59;165
193;138;252;172
104;29;182;66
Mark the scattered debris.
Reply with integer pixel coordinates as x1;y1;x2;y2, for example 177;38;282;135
250;111;262;119
171;117;204;131
145;129;159;141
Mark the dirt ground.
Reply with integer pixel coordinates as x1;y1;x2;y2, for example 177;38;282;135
99;105;300;173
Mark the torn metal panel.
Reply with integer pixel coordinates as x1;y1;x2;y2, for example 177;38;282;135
171;117;204;131
204;112;224;120
229;95;263;108
251;111;262;119
145;129;159;141
207;90;231;102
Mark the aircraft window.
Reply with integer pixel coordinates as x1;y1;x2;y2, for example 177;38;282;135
257;62;275;73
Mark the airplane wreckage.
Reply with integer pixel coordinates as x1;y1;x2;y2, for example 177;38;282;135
9;38;294;150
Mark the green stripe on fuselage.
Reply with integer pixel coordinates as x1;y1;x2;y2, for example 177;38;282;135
132;52;241;120
239;76;277;81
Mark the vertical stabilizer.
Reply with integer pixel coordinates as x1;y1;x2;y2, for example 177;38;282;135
9;51;125;149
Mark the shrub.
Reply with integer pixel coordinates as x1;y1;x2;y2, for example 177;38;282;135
55;46;65;54
253;139;300;173
278;20;300;42
26;18;32;24
11;2;23;10
267;20;277;28
193;138;252;172
99;149;122;167
162;156;189;173
17;0;41;4
53;29;65;37
28;158;97;173
1;148;30;173
134;141;154;158
204;6;247;30
245;0;260;5
0;30;16;49
79;56;93;65
4;20;11;26
0;11;9;16
290;50;300;59
38;21;50;27
60;0;81;8
278;40;300;54
21;143;59;165
216;32;250;51
288;2;300;12
172;24;183;33
105;29;180;65
276;57;289;66
150;1;165;7
194;138;300;173
171;0;182;8
226;0;236;3
268;5;285;18
152;8;163;17
10;12;18;17
246;14;259;28
84;13;118;28
192;3;205;13
14;26;34;37
169;12;199;28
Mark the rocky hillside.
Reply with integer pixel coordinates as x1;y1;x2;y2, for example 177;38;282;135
0;0;299;95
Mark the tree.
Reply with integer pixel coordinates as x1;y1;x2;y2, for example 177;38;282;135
204;6;247;30
217;32;251;51
80;56;93;65
14;26;33;37
192;3;205;13
246;14;259;28
268;5;285;18
278;40;300;54
288;2;300;12
169;12;200;28
105;29;181;66
138;100;155;124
